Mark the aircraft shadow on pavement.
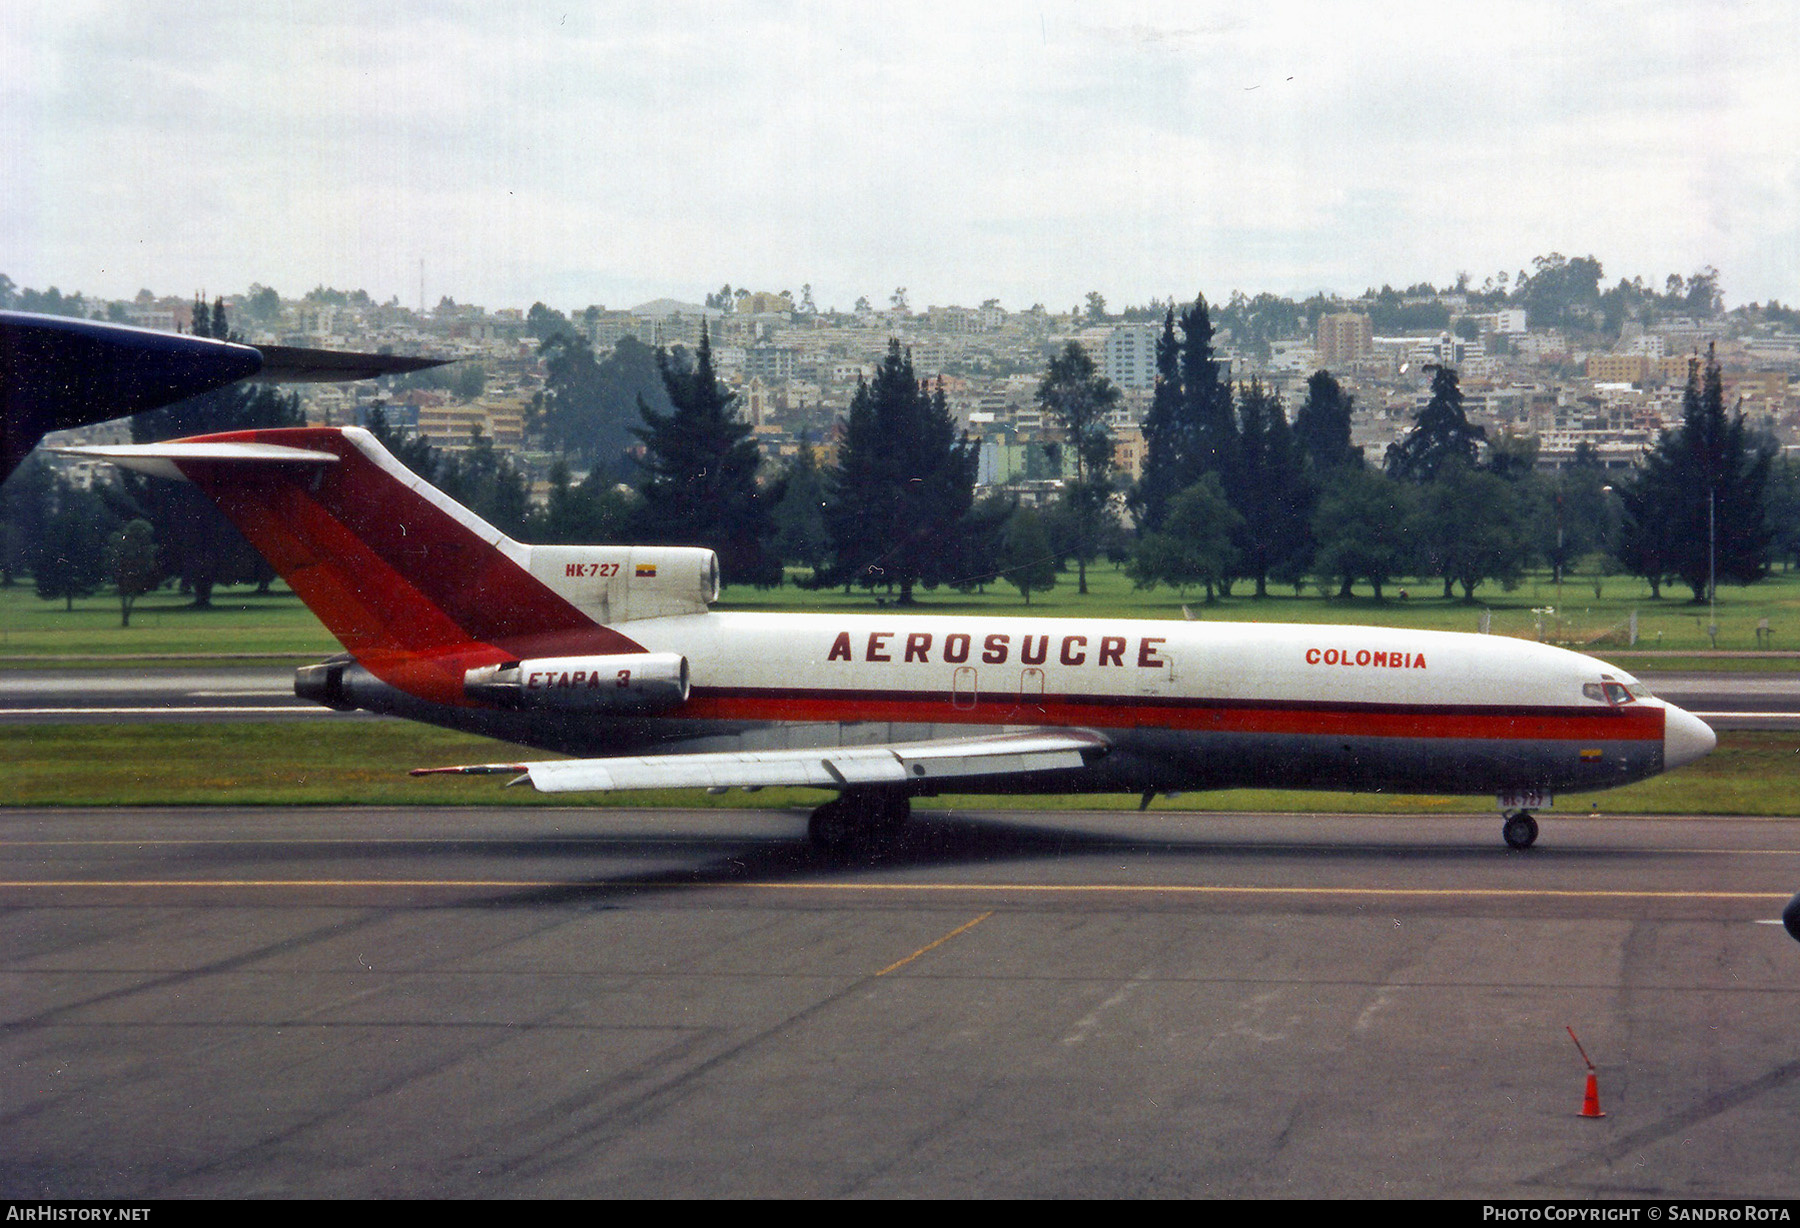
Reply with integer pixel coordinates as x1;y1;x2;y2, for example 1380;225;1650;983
427;809;1677;909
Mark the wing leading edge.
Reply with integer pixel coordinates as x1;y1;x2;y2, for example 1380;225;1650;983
413;729;1110;793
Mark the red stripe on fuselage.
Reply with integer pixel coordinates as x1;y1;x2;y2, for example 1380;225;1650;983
674;687;1667;742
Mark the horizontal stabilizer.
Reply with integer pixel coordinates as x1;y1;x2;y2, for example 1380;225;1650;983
413;729;1110;794
50;440;339;481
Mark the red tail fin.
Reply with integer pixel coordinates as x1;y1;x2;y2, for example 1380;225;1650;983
107;427;642;670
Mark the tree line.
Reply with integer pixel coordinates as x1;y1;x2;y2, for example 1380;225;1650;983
1112;296;1777;606
1;291;1788;618
519;293;1784;609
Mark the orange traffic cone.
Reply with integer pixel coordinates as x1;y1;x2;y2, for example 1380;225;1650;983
1580;1070;1606;1118
1567;1026;1607;1118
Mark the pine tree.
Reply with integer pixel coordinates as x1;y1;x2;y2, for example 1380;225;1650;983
1616;443;1680;599
1764;454;1800;571
1385;365;1484;482
1133;308;1187;533
1181;295;1237;486
1295;369;1357;472
945;491;1012;594
526;457;637;545
825;368;888;594
1136;296;1232;534
823;341;976;603
632;327;780;586
770;443;830;576
1230;379;1312;597
364;405;443;483
534;333;669;471
437;427;531;540
1620;346;1772;601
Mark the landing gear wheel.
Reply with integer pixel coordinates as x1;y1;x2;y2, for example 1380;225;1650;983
867;791;911;834
807;791;911;853
807;798;857;852
1502;811;1539;850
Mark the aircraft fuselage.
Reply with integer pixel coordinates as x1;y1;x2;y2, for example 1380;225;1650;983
320;610;1710;800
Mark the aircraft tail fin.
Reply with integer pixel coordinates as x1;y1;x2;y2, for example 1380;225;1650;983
57;427;712;668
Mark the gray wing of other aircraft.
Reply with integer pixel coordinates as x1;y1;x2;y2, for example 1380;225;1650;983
0;310;449;481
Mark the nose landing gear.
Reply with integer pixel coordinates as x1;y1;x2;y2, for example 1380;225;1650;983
1502;810;1539;850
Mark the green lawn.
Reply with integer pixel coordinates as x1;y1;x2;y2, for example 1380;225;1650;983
0;582;335;660
6;550;1796;815
727;564;1800;663
1;722;1792;816
4;563;1800;664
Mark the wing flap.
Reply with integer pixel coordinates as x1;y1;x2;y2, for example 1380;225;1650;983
415;730;1108;794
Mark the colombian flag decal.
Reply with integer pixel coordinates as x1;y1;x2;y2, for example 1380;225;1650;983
635;563;657;578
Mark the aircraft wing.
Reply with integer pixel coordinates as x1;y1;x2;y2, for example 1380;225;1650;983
412;729;1110;793
251;344;450;383
0;310;450;481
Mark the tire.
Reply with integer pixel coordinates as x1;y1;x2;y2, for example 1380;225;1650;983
1502;812;1539;850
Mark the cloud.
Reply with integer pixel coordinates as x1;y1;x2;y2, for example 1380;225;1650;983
8;1;1799;309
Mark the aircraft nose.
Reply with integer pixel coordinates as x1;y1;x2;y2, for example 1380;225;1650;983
1663;703;1717;770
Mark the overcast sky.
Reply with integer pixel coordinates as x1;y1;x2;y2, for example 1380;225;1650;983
6;2;1797;315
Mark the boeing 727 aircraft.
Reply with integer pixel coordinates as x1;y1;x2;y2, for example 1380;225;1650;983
61;424;1718;851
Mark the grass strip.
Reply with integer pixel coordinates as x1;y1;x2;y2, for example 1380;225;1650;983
1;722;1793;816
7;569;1800;663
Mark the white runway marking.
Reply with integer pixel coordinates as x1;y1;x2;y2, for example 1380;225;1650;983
2;705;330;716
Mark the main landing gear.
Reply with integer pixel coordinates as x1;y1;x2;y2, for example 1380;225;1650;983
808;789;911;854
1502;810;1540;850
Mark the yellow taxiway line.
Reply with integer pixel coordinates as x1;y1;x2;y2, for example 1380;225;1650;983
0;879;1790;903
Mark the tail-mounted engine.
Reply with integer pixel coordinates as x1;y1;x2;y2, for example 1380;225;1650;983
525;545;719;624
463;653;691;713
294;657;357;710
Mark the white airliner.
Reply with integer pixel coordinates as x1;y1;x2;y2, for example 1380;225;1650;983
63;425;1717;851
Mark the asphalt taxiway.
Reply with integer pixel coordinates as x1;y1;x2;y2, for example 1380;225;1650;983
2;805;1797;1198
0;666;358;724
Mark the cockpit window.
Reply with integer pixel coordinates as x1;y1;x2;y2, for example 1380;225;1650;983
1584;680;1640;705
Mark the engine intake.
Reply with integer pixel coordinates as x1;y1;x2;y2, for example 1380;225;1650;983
464;653;690;713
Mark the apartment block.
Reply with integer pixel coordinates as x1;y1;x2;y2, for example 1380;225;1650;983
1103;325;1159;389
1316;313;1373;367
